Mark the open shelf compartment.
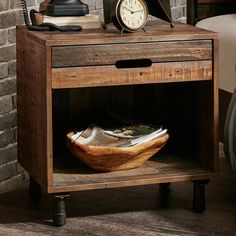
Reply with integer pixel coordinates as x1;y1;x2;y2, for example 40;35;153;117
51;153;214;193
49;82;218;193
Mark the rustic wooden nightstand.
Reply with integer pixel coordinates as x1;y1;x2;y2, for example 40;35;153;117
16;20;219;226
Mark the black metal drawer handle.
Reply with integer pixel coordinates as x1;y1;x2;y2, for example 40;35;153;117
115;59;152;69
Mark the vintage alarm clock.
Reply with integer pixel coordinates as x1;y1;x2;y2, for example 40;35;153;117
103;0;174;33
110;0;149;32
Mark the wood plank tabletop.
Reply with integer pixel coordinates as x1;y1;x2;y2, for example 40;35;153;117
16;20;218;46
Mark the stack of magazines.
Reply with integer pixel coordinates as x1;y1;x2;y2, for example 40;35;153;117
71;124;167;147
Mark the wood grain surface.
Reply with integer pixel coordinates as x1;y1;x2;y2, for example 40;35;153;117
52;61;212;88
51;154;215;193
0;154;235;236
16;24;51;192
16;19;218;194
52;40;212;68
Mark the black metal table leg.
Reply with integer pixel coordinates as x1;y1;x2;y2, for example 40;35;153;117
53;194;70;226
29;176;41;202
192;179;209;213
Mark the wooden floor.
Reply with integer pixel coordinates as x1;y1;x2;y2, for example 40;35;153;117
0;146;236;236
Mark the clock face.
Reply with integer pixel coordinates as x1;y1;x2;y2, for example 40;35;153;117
117;0;148;31
119;0;147;30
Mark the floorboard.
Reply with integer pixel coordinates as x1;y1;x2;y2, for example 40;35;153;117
0;145;235;235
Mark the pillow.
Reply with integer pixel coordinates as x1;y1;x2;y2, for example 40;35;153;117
197;14;236;93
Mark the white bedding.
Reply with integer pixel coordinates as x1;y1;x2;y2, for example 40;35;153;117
197;14;236;93
197;14;236;170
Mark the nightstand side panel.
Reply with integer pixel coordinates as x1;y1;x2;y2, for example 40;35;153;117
16;27;51;191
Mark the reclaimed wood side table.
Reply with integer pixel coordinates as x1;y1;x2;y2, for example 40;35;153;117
16;20;219;226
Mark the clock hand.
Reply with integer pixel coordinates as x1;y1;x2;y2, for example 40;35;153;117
123;6;143;14
123;6;133;13
132;9;144;13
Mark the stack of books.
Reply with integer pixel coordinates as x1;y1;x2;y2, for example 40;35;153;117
34;11;101;29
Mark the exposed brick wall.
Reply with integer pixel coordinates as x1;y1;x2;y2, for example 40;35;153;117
171;0;187;22
0;0;186;190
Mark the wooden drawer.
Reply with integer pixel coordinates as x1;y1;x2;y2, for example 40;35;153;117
51;39;213;88
51;40;212;68
52;60;212;89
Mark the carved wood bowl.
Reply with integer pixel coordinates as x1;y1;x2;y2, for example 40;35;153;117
66;132;169;171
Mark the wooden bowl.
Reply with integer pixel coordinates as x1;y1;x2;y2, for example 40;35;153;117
66;132;169;171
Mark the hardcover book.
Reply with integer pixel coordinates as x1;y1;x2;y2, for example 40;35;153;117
34;12;101;29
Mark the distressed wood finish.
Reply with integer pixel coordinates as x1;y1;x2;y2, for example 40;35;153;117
16;27;52;192
19;20;217;47
1;154;236;235
52;61;212;89
52;40;212;68
51;155;215;193
16;20;218;197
